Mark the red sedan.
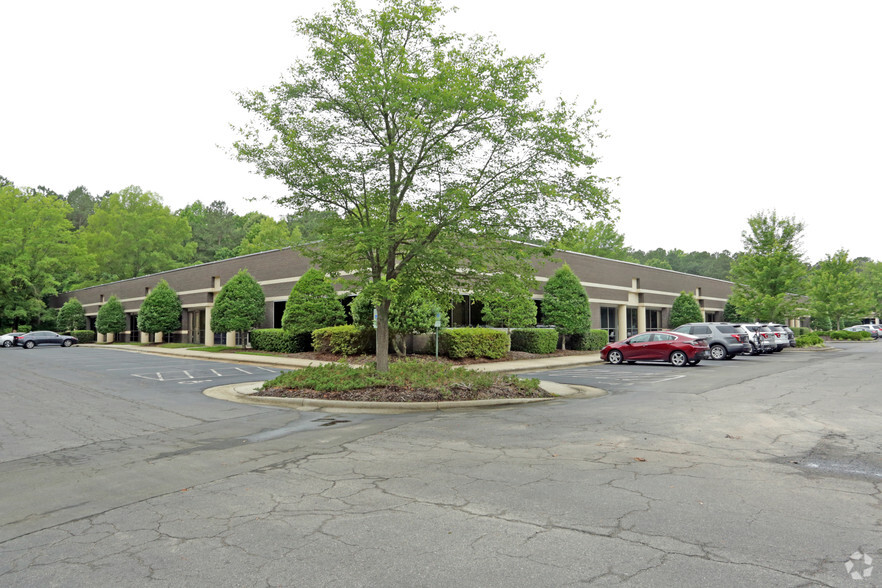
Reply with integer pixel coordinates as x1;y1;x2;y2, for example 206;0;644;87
600;331;710;367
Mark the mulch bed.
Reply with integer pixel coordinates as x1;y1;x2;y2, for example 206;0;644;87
258;383;555;402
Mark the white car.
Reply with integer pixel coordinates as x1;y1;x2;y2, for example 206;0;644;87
0;332;25;348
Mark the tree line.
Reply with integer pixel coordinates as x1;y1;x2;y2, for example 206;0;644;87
0;176;334;330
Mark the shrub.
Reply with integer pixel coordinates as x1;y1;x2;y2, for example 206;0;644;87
817;330;871;341
792;326;812;337
211;270;266;349
510;328;558;354
313;325;374;355
138;279;183;336
440;328;509;359
571;329;609;351
250;329;310;353
670;291;703;328
541;264;590;350
281;268;345;339
57;298;86;332
96;296;126;335
795;333;824;347
72;330;96;343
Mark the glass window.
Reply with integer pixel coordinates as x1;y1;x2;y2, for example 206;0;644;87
630;333;652;343
694;325;712;335
655;333;676;341
600;307;617;341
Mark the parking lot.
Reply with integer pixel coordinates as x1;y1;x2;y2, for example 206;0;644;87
2;342;881;586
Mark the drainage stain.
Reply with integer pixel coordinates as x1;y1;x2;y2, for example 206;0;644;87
782;433;882;480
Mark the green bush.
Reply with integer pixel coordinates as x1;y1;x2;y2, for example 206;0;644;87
510;328;558;354
250;329;310;353
792;327;812;337
313;325;374;356
440;328;509;359
816;330;871;341
795;333;824;347
72;330;96;343
570;329;609;351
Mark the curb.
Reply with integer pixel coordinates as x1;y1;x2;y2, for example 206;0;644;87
203;380;607;414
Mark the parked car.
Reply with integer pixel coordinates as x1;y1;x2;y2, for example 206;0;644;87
600;330;710;367
14;331;78;349
844;324;881;339
1;332;25;348
739;324;774;354
764;324;790;351
670;322;750;360
782;326;796;347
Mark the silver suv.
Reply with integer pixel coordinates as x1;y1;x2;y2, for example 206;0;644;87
671;322;751;360
740;324;775;354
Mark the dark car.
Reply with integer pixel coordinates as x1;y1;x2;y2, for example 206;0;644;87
600;330;710;367
671;322;751;360
14;331;78;349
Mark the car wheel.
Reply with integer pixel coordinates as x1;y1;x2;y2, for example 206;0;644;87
62;339;72;347
608;350;624;365
670;350;688;367
710;344;727;360
24;340;35;349
2;340;10;348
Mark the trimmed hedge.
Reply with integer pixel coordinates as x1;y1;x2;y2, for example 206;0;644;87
72;330;96;343
441;328;509;359
816;330;872;341
510;328;558;354
312;325;374;356
571;329;609;351
250;329;310;353
795;333;824;347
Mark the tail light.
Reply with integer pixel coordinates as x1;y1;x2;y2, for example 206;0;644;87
732;334;742;342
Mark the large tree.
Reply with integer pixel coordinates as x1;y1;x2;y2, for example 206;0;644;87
236;217;302;256
728;211;806;322
556;221;635;262
0;184;94;329
177;200;245;262
82;186;195;282
233;0;614;371
860;260;882;323
808;250;868;329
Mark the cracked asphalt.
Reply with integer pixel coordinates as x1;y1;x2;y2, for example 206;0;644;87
1;343;880;586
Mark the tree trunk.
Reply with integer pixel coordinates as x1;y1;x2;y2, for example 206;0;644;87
560;333;566;351
376;299;391;372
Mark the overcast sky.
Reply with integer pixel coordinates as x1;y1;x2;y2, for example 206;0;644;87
2;1;880;264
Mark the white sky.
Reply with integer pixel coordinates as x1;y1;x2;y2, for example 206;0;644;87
2;0;880;264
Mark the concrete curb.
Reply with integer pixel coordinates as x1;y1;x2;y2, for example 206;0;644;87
203;380;607;414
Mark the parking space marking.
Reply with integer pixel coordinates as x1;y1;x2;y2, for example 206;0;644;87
132;366;276;382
